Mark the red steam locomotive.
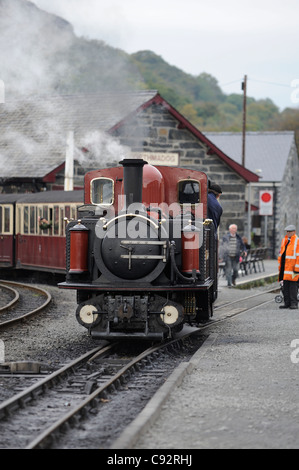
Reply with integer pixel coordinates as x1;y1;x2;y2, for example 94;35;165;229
59;159;217;340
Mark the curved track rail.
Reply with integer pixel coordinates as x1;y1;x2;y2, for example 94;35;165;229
0;283;19;312
0;280;51;328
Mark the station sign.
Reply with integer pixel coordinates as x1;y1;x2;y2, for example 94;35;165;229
259;190;273;216
131;152;179;166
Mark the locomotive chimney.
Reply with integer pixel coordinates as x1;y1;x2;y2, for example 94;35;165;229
119;159;147;208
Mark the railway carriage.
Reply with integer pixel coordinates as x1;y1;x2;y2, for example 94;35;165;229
60;159;218;340
0;191;83;272
0;194;16;268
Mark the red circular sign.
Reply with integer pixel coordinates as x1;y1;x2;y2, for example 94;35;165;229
261;192;272;203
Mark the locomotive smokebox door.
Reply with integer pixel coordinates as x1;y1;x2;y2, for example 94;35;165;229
95;217;169;282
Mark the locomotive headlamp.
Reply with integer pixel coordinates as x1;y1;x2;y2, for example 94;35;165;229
160;305;180;325
77;304;99;326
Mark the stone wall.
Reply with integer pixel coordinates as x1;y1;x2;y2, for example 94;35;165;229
113;102;247;240
276;139;299;254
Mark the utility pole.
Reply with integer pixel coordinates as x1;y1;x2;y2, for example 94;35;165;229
242;74;247;167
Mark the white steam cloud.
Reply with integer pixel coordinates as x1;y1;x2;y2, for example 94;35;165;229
0;0;145;179
77;131;130;168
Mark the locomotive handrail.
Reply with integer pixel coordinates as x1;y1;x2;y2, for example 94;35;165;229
101;213;159;230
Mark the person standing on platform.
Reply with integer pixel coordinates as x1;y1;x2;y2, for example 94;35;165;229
278;225;299;309
221;224;247;287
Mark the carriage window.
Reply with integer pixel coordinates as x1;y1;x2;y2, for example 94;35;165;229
65;206;71;222
24;206;29;234
30;206;35;234
39;206;52;235
178;180;200;204
91;178;113;205
53;206;59;235
38;207;43;234
17;207;21;234
4;207;11;233
60;207;64;236
0;206;11;234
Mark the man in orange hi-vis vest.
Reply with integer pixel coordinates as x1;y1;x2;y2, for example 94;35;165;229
278;225;299;309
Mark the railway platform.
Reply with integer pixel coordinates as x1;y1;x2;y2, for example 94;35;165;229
114;259;299;450
217;258;278;303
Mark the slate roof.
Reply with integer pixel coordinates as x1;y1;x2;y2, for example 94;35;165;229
0;91;158;179
0;190;83;204
0;90;259;184
204;132;296;182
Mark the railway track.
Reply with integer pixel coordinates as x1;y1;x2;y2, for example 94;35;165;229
0;334;203;449
0;280;51;328
0;284;278;449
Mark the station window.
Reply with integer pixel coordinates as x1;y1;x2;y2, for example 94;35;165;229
178;180;200;205
91;178;114;205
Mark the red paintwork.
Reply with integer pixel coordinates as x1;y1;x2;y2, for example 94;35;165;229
84;163;208;218
84;166;123;212
16;235;66;271
181;231;200;273
0;235;14;267
69;229;89;273
142;164;165;206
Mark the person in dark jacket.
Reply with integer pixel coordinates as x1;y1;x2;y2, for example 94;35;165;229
221;224;247;287
207;181;223;237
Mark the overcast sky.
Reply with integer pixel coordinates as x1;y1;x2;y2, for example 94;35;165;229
30;0;299;111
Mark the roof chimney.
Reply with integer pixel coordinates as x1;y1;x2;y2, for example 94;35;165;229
64;131;74;191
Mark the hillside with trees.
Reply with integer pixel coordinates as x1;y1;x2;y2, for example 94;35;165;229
2;0;299;147
131;50;299;144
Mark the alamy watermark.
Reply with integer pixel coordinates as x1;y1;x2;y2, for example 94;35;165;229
291;79;299;104
94;198;205;249
290;339;299;364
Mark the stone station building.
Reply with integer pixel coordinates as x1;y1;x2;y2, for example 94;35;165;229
0;90;259;244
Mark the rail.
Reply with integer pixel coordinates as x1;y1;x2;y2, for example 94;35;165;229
0;280;51;328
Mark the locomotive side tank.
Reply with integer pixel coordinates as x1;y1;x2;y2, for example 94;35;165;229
59;159;217;340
